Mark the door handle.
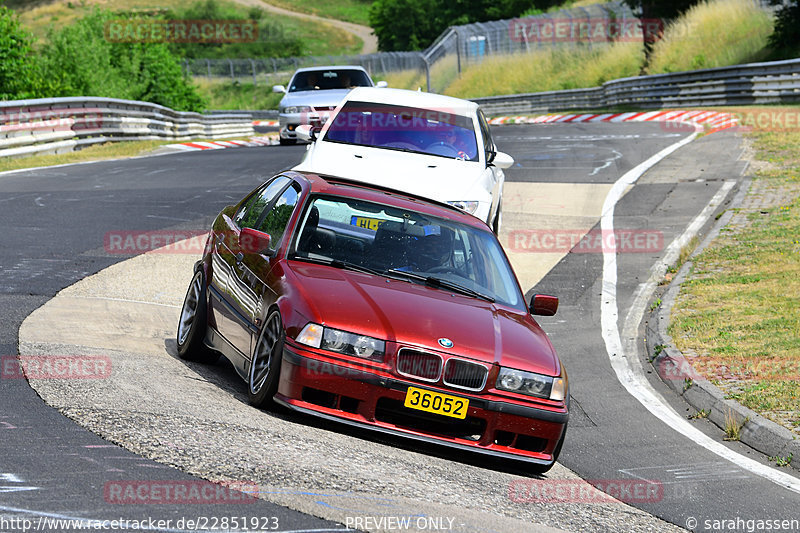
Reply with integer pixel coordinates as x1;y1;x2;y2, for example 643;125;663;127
235;252;244;265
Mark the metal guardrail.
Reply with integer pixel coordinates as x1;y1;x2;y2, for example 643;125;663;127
471;58;800;114
0;97;255;159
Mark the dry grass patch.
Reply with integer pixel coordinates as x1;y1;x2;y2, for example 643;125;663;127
0;141;176;174
669;124;800;436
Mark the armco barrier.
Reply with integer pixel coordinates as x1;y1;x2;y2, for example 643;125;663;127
0;97;254;159
471;58;800;114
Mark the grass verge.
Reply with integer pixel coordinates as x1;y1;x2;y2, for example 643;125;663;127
195;79;283;110
669;106;800;437
0;141;178;174
646;0;773;74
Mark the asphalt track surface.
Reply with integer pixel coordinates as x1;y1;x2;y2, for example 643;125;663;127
2;122;799;532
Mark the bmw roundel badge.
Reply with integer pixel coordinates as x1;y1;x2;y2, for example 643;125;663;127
438;338;454;349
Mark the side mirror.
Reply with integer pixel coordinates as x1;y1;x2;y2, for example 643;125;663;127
375;81;388;88
295;124;320;142
530;294;558;316
272;84;287;94
491;151;514;169
239;227;272;255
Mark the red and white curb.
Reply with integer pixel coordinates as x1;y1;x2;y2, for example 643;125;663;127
252;119;278;127
164;136;277;152
488;110;739;134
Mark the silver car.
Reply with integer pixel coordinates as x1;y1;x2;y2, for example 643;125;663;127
273;66;387;145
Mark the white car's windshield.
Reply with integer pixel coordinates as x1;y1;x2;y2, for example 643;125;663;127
290;195;522;308
289;70;372;92
323;101;480;161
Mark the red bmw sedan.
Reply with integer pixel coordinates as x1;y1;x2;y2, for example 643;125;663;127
176;170;568;472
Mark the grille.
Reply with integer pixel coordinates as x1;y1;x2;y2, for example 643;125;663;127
443;359;488;391
313;106;336;111
396;349;442;381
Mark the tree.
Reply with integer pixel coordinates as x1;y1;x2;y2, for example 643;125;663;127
768;0;800;58
0;6;49;99
622;0;703;68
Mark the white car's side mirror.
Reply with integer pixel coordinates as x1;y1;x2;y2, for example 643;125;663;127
375;81;388;88
272;85;287;94
492;151;514;169
295;124;317;142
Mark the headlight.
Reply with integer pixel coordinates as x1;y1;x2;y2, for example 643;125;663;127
296;323;385;361
496;367;566;401
447;201;480;214
283;106;312;114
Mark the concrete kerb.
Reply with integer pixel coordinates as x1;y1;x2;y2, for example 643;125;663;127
644;174;800;473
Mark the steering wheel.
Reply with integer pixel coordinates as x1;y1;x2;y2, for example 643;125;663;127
428;265;459;275
425;142;459;158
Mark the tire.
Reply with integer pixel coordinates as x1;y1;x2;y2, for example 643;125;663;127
247;309;284;407
176;270;217;363
279;137;296;146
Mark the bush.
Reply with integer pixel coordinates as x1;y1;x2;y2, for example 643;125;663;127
41;9;206;111
0;6;49;99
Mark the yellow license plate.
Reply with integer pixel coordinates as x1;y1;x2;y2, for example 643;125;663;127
350;216;386;231
403;387;469;419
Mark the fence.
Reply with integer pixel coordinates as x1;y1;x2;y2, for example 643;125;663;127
0;97;254;159
470;58;800;113
184;1;635;93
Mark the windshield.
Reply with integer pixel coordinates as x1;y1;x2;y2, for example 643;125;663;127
323;101;480;161
289;69;372;92
289;194;523;308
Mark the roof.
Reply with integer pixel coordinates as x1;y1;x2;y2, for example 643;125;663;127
292;65;369;73
284;170;487;230
343;87;479;116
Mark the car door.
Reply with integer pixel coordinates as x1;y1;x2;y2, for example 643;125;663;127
209;176;292;359
477;108;504;225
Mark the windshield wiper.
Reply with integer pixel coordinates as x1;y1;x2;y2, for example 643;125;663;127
385;269;495;302
292;255;382;276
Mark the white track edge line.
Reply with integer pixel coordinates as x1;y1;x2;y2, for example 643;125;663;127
599;134;800;493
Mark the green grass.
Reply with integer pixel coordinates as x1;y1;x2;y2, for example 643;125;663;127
444;41;644;99
195;79;283;110
13;0;361;56
646;0;773;74
0;141;178;174
669;109;800;436
259;0;373;26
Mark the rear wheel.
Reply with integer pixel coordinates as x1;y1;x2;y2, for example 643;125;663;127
247;309;284;407
176;270;217;363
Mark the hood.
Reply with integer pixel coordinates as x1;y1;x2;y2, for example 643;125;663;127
279;89;352;109
287;261;559;376
294;141;490;206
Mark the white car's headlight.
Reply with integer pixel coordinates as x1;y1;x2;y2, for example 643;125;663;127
496;367;566;401
447;201;480;214
297;323;385;361
283;106;312;114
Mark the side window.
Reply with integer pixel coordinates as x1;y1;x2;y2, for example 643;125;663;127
235;176;291;229
254;184;300;252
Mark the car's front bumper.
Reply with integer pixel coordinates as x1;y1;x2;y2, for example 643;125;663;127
276;344;568;466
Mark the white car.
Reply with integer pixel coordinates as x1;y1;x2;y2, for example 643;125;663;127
273;66;387;146
292;87;514;232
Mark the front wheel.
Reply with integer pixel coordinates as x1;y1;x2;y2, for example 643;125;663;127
247;309;284;407
492;200;503;235
176;270;217;363
279;137;296;146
